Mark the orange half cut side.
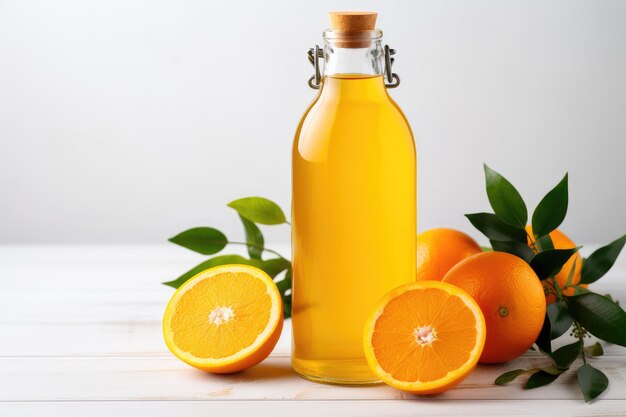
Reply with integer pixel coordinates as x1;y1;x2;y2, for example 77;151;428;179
363;281;486;394
163;264;283;373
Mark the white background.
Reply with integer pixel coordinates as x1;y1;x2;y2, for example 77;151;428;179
1;0;624;245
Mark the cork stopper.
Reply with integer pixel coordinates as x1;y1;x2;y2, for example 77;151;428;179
327;12;378;48
329;12;377;32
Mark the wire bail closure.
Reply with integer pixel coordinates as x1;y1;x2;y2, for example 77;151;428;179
383;45;400;88
307;46;322;89
307;44;400;90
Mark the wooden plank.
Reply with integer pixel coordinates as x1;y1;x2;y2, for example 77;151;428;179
1;244;620;267
2;296;625;357
0;245;210;264
0;244;624;290
1;400;624;417
4;287;625;323
1;316;625;358
0;355;624;401
0;261;191;292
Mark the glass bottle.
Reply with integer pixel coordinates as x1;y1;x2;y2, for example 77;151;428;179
291;12;417;384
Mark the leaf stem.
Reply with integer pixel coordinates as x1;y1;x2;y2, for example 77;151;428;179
574;321;588;365
526;230;540;254
552;276;564;301
228;241;288;260
564;259;577;289
284;221;292;226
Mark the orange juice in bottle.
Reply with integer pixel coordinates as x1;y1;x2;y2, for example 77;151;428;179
292;12;417;384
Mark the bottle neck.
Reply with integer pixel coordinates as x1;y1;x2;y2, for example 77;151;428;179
322;31;384;78
318;74;387;101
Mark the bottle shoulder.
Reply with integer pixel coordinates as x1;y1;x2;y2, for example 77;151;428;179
295;94;414;141
293;92;415;162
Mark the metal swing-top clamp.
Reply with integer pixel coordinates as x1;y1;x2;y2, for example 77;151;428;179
307;44;401;90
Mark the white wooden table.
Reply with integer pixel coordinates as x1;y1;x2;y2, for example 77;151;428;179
1;245;625;416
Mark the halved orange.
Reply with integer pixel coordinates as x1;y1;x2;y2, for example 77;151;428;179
363;281;486;394
163;264;283;373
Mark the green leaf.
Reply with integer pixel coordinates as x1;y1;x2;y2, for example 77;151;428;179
228;197;287;225
581;234;626;284
275;268;291;293
239;215;264;259
565;258;578;288
530;247;581;280
578;364;609;402
541;365;565;376
524;370;560;389
535;234;554;251
550;341;581;369
495;369;527;385
568;292;626;347
465;212;527;243
276;267;292;319
490;239;535;263
168;227;228;255
547;302;573;339
584;342;604;357
531;173;568;238
260;258;291;319
259;258;291;278
535;313;553;354
481;246;493;252
162;255;261;288
484;164;528;228
568;285;590;296
605;293;621;306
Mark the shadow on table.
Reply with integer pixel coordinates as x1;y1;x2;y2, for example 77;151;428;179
239;362;296;381
196;361;296;383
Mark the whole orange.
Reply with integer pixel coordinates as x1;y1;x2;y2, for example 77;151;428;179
416;228;482;281
442;252;546;364
526;226;584;303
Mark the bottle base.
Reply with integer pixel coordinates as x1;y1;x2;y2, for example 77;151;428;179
292;357;381;385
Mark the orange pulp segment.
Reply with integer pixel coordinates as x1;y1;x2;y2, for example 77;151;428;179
163;264;283;373
363;281;486;394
